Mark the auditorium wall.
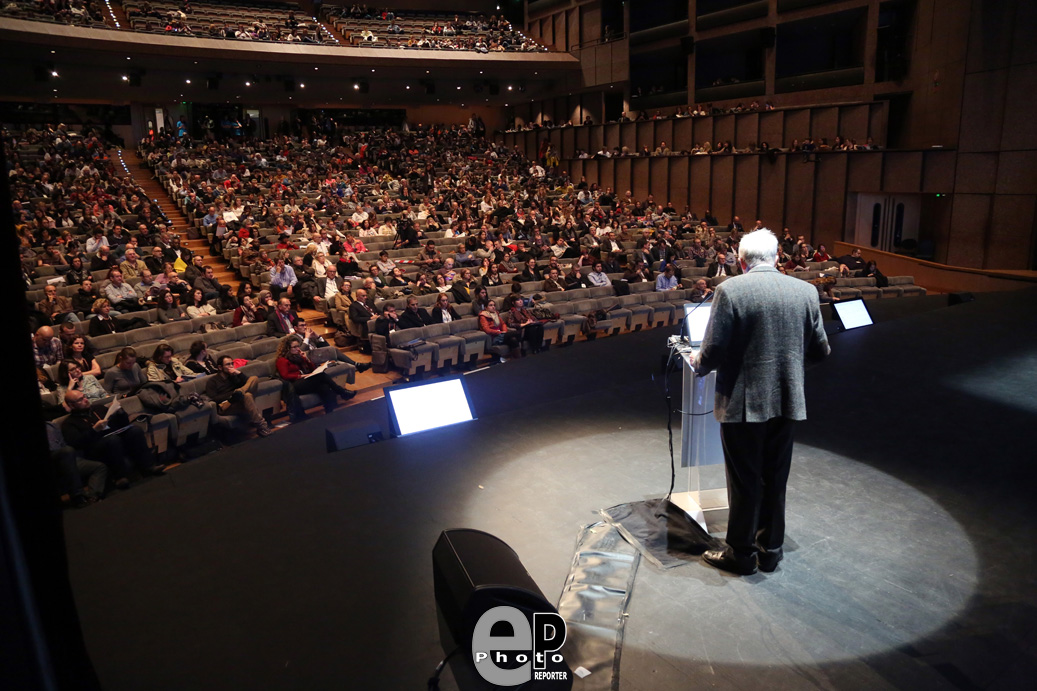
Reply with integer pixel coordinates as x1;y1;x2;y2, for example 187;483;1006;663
513;0;1037;269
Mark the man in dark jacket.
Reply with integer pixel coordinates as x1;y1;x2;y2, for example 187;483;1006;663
693;229;830;576
205;355;271;436
61;390;164;487
397;296;432;330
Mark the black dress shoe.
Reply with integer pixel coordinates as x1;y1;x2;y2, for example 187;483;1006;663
703;549;758;576
355;362;372;373
757;549;783;572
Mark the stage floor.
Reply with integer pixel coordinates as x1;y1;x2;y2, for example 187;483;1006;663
63;290;1037;690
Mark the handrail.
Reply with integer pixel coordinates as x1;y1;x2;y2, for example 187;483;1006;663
833;242;1037;294
570;33;626;51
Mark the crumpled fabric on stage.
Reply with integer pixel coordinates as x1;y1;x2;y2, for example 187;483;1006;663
557;521;640;691
599;498;722;570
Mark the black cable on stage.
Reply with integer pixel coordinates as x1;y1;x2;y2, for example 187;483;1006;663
427;646;462;691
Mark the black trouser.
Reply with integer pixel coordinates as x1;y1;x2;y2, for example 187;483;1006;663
85;425;155;480
52;446;108;498
516;322;545;352
719;417;795;559
284;372;349;419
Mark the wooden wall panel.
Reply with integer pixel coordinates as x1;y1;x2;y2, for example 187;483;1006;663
581;159;597;188
567;8;579;48
847;153;883;191
995;151;1037;195
839;105;869;143
693;117;713;147
649;157;669;204
810;107;839;142
785;109;810;146
953;152;998;194
710;156;735;223
714;114;735;146
561;127;575;158
987;195;1036;269
812;154;848;244
759;111;784;148
868;103;887;145
882;152;923;193
620;123;636;153
1001;62;1037;150
960;70;1008;152
599;158;615;193
575;126;590;155
735;113;759;148
549;128;563;157
733;156;760;223
922;151;957;193
655;120;674;151
690;156;712;214
589;125;604;153
674;118;693;151
758;154;787;229
632;158;651;201
580;4;601;44
604;123;620;150
946;194;992;267
636;121;655;152
668;157;690;210
568;159;584;185
554;12;566;50
784;156;816;235
615;158;632;196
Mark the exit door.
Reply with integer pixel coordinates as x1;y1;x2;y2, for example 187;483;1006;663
854;194;920;252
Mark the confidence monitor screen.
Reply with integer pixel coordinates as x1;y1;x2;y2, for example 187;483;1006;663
384;375;477;437
832;298;874;331
683;303;713;346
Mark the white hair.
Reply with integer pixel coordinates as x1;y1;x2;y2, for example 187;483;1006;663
738;228;779;269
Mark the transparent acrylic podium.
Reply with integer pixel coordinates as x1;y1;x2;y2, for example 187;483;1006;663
671;350;728;533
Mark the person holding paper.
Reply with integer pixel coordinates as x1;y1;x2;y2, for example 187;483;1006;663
693;229;830;575
61;390;165;489
275;335;355;422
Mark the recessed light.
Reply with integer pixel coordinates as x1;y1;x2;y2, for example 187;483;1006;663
457;86;461;90
300;83;305;88
185;79;191;84
245;81;251;86
51;70;59;77
508;86;513;91
121;75;128;81
406;85;410;89
353;83;360;90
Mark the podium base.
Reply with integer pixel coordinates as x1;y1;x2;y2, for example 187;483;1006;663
671;489;729;534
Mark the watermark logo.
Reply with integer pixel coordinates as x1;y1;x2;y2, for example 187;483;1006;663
471;606;569;685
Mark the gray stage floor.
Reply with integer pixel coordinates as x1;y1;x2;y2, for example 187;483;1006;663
63;291;1037;690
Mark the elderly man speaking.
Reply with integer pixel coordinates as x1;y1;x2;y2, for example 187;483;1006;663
692;229;831;575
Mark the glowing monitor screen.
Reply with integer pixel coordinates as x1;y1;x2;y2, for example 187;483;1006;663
683;303;713;345
832;298;874;330
385;375;476;436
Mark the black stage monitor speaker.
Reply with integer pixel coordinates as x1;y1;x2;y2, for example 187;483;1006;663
325;422;383;452
432;530;572;690
948;292;975;306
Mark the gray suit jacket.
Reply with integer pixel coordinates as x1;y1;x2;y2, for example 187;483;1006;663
693;265;829;423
